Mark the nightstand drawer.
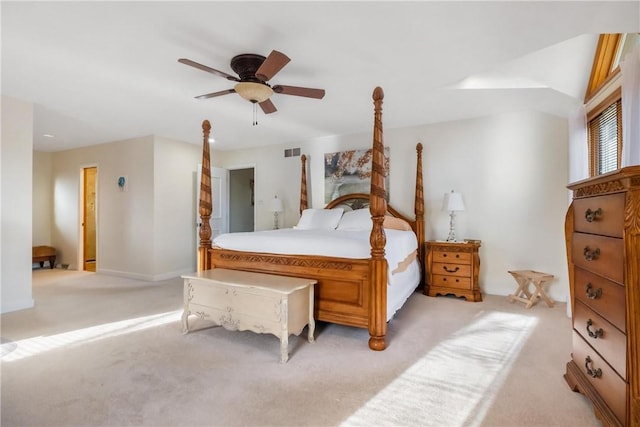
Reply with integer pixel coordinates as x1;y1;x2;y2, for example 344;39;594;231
573;193;625;238
432;274;471;289
432;251;471;264
431;262;470;277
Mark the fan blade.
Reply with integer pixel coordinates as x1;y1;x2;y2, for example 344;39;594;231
272;85;325;99
178;58;239;82
255;50;290;81
195;89;236;99
259;98;277;114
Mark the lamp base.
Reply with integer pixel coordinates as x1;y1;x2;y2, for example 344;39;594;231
446;211;457;242
273;212;279;230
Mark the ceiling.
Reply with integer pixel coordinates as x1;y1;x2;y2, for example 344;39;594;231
2;1;639;152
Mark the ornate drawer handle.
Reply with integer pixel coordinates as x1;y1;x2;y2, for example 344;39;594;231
583;246;600;261
585;356;602;378
584;208;602;222
443;266;460;273
585;283;602;300
586;319;604;339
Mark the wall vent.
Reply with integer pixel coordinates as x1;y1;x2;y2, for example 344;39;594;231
284;148;301;158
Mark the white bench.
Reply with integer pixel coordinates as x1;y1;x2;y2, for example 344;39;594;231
181;268;317;363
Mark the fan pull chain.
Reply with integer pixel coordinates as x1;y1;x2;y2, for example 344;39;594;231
253;102;258;126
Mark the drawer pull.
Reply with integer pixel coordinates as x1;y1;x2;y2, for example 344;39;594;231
585;283;602;300
443;266;460;273
583;246;600;261
586;319;604;339
584;356;602;378
584;208;602;222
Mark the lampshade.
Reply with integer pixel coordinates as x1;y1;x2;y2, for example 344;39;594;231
443;191;465;212
234;82;273;103
270;196;283;213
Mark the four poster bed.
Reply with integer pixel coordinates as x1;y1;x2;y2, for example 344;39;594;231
196;87;425;350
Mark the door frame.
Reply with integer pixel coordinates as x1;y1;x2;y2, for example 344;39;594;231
78;164;98;271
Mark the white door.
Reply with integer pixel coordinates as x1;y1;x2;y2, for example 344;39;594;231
196;165;229;251
210;166;229;238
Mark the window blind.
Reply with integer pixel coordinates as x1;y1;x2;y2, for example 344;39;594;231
589;100;621;175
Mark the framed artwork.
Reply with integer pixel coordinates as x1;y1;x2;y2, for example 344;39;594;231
324;147;390;203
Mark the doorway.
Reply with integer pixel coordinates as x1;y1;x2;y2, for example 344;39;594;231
229;168;255;232
82;167;97;271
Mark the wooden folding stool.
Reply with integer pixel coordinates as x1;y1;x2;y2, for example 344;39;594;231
507;270;554;309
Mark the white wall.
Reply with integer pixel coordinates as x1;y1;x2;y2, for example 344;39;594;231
50;135;200;280
52;136;155;275
153;136;201;278
218;146;300;231
217;110;570;301
33;151;53;246
1;96;35;313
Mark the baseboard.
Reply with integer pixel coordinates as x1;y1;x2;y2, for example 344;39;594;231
97;268;193;282
1;297;35;314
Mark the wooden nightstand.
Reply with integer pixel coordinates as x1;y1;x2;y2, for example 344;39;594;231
425;240;482;302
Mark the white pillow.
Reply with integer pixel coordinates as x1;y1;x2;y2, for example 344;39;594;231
336;208;373;231
295;208;344;230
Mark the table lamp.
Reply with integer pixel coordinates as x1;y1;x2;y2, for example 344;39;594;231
443;190;465;242
270;195;283;229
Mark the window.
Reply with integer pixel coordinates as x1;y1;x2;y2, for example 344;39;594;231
588;96;621;175
585;33;637;176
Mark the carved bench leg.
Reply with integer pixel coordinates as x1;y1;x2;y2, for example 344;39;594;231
280;335;289;364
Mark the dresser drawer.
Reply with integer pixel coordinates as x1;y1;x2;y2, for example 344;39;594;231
572;233;624;284
572;332;627;425
574;268;626;333
574;300;626;379
431;262;471;278
432;251;471;264
432;274;471;289
573;193;625;238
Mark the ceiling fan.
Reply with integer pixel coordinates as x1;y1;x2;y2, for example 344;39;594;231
178;50;325;115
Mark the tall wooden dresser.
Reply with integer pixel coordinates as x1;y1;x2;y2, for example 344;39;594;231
564;166;640;427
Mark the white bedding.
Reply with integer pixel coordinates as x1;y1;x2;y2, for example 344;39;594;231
213;227;420;322
213;228;418;276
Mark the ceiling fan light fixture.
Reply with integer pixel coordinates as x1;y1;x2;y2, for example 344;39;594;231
234;82;273;103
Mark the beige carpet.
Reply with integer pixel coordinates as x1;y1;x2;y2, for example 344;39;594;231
1;269;600;427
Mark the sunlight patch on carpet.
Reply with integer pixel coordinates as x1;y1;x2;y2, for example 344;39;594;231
341;311;538;427
1;310;181;362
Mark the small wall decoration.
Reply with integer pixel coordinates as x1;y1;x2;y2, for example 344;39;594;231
117;176;127;191
324;147;389;203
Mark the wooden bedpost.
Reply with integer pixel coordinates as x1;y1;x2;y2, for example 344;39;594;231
415;143;425;286
198;120;213;272
300;154;308;215
368;86;388;351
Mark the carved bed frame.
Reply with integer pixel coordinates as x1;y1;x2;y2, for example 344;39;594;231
196;87;425;350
